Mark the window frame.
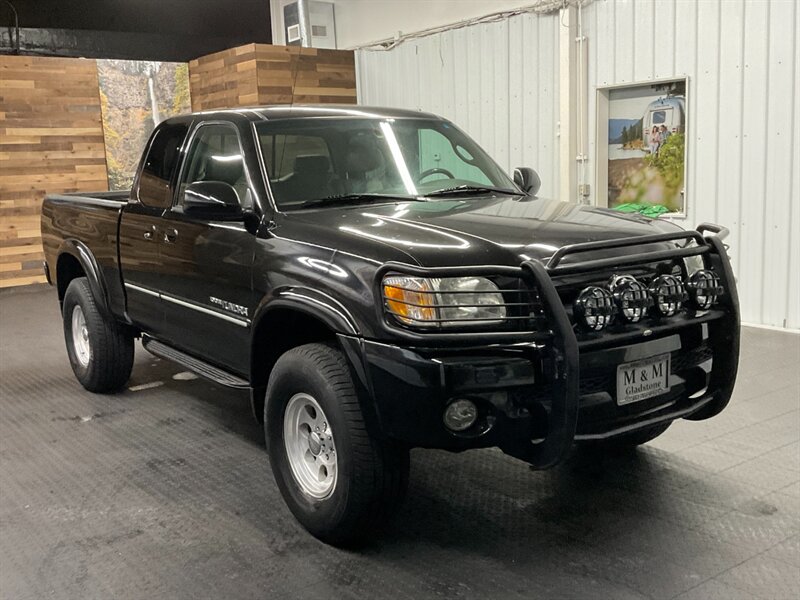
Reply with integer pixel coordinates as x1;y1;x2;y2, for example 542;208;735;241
594;75;689;218
134;122;190;209
171;120;256;213
251;122;277;213
651;109;669;125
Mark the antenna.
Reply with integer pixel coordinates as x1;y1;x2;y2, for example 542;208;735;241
288;40;304;110
274;42;305;181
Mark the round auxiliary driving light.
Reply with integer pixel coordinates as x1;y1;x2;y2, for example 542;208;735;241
686;269;723;309
443;399;478;432
574;286;615;331
649;274;686;317
609;275;650;323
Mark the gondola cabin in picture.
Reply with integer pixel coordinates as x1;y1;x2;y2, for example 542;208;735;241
641;96;686;150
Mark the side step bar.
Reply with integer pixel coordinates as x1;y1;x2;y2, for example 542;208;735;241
142;336;250;389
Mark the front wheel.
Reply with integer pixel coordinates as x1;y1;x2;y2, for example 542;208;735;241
62;277;134;393
265;342;409;546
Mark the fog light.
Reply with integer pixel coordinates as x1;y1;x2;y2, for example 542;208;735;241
649;274;686;317
686;269;723;309
574;286;615;331
609;275;650;323
443;399;478;432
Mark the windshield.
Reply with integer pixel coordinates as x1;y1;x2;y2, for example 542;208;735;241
255;117;517;210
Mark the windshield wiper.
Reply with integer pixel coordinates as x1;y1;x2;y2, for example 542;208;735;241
424;185;525;198
300;193;420;209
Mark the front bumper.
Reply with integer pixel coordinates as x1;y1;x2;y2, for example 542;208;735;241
350;227;740;469
357;317;727;465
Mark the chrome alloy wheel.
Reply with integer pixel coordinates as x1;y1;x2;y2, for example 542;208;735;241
71;305;91;367
283;393;337;499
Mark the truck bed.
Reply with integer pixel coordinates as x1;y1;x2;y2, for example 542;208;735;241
44;190;131;206
41;190;130;319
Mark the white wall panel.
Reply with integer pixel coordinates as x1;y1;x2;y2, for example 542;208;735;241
582;0;798;328
356;11;561;200
761;0;798;327
789;3;800;329
653;0;677;78
334;0;537;49
355;0;798;328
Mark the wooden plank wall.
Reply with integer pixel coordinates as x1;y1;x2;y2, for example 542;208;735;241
188;44;260;110
189;43;357;111
255;44;357;105
0;56;108;288
0;44;355;288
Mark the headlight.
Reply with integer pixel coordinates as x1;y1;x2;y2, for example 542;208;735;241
382;275;506;328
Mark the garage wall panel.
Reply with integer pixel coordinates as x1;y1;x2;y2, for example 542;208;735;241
356;11;561;200
583;0;799;328
761;0;797;327
0;55;108;288
613;0;635;83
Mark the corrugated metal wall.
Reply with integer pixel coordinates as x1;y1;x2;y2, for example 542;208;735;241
356;12;562;199
584;0;799;328
356;0;799;328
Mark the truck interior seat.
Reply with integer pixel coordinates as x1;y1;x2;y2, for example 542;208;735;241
345;136;385;193
271;154;333;203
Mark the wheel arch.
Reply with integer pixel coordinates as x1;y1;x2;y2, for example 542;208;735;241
55;240;110;317
248;291;367;423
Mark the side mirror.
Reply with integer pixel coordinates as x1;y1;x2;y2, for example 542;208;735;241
513;167;541;196
183;181;242;219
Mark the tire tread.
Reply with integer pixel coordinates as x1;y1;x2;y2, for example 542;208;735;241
63;277;134;393
266;342;408;545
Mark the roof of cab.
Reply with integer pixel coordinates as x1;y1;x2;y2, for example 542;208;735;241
188;104;442;122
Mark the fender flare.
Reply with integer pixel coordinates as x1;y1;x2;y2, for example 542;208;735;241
56;239;112;318
251;287;361;337
247;288;363;422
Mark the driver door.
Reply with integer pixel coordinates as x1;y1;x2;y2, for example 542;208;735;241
157;122;257;375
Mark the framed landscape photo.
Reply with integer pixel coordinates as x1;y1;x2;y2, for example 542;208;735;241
595;77;688;218
97;60;191;191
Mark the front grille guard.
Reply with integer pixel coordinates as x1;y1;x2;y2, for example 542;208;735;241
374;225;740;468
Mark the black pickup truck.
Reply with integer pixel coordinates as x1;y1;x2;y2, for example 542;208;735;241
41;106;739;544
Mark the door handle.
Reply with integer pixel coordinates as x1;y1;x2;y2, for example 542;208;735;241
164;228;178;243
143;225;156;240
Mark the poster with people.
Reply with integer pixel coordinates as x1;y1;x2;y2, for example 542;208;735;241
607;79;686;215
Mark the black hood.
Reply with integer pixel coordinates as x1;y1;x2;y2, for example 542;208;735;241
279;195;684;268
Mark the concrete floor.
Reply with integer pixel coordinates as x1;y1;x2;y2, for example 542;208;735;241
1;285;798;600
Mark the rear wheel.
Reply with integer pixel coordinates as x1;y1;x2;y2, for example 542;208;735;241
62;277;134;393
265;342;409;546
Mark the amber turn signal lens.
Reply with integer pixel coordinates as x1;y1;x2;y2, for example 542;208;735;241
382;274;506;328
383;277;437;325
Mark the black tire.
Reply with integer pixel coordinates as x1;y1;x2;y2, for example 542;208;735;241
62;277;134;393
583;421;672;453
265;342;409;546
